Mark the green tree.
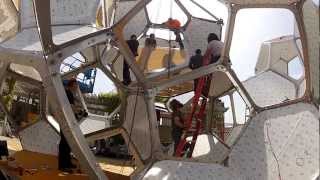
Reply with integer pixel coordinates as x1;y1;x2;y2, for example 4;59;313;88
97;93;121;113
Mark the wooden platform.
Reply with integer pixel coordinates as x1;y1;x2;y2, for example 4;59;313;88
0;137;134;180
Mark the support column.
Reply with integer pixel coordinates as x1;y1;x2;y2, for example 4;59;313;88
42;64;107;180
144;89;162;159
206;96;215;133
229;93;237;127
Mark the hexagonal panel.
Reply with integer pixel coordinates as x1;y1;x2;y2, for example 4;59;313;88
271;59;288;76
185;17;222;54
243;71;296;107
255;43;270;74
0;0;18;42
20;0;100;29
122;2;148;39
114;0;140;25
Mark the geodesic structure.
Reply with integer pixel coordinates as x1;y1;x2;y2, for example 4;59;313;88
0;0;319;180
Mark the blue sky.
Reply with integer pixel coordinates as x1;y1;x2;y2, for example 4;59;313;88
91;1;303;124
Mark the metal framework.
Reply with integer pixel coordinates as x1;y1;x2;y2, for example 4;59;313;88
0;0;318;179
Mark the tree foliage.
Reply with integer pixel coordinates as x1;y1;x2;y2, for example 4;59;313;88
96;93;121;114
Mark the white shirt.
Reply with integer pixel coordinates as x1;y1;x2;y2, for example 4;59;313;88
207;40;224;57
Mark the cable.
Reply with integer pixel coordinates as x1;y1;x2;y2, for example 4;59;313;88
266;121;282;180
120;88;140;173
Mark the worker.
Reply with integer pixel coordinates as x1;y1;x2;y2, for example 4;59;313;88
170;99;184;155
206;33;224;64
164;18;184;49
145;33;157;49
59;78;88;172
189;49;203;91
123;34;139;85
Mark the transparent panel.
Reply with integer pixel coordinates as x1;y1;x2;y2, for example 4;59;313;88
92;68;116;94
146;0;188;26
88;133;135;176
230;9;305;107
230;9;295;81
179;0;214;20
288;56;304;80
187;0;228;39
60;53;86;73
1;77;41;131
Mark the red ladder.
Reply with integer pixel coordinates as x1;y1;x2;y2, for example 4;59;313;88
174;49;212;157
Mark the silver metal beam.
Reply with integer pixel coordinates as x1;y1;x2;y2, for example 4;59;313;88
174;0;192;29
51;29;113;65
62;61;98;80
143;90;162;161
42;64;107;180
229;93;237;127
7;69;42;87
32;0;55;54
293;3;312;101
153;64;226;93
224;67;259;111
220;4;238;64
189;0;220;21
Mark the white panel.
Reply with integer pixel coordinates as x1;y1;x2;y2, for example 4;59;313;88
123;6;148;40
256;35;300;79
1;26;98;51
114;0;139;25
255;43;269;74
303;0;320;100
277;107;319;179
10;63;42;81
208;71;233;97
80;118;109;135
19;120;60;156
185;18;222;55
243;71;296;107
192;134;229;163
0;0;18;43
124;95;151;160
229;103;319;180
269;39;297;63
20;0;100;29
271;59;288;76
224;0;297;5
143;160;239;180
142;103;319;180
